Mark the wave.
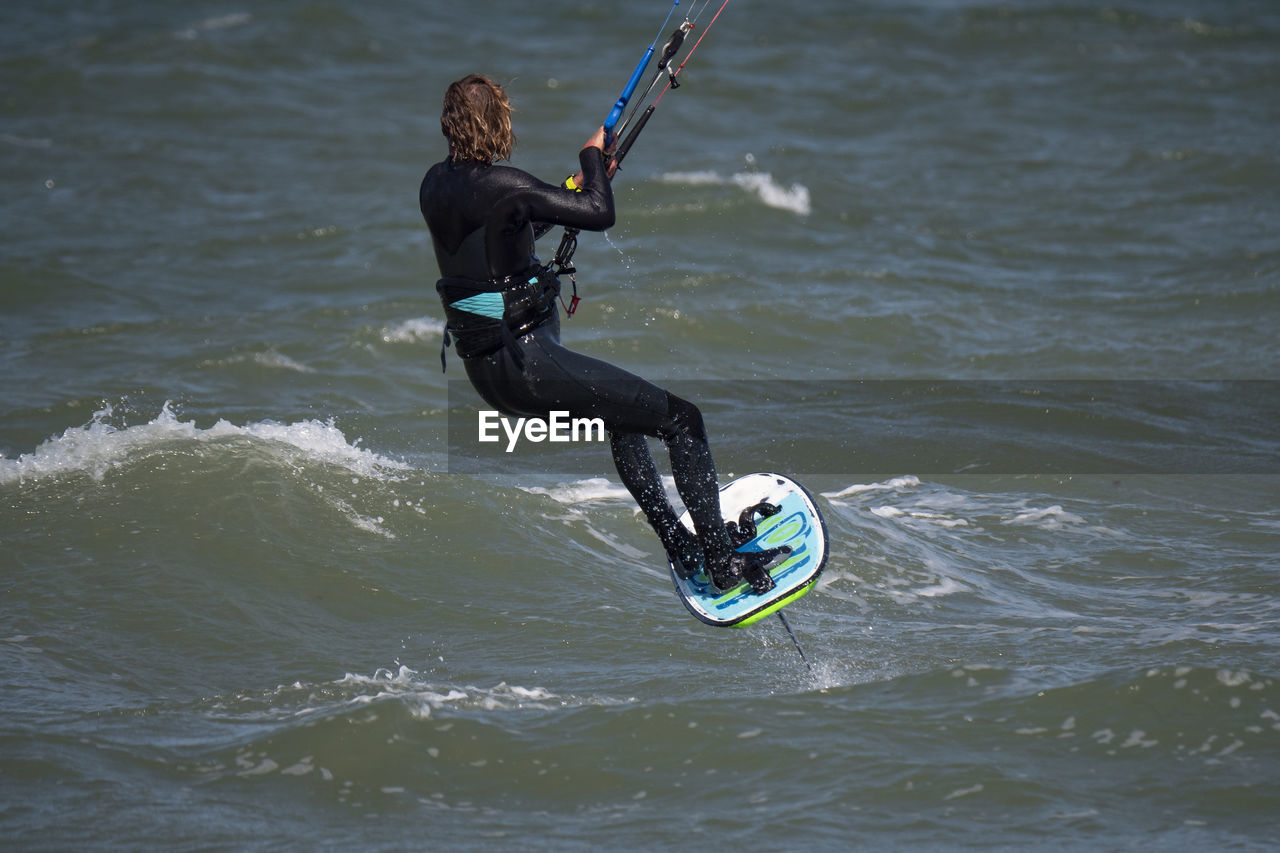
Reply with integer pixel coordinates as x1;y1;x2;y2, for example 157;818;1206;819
0;401;410;486
378;317;444;344
822;475;922;500
205;664;618;727
179;663;1279;792
173;12;252;41
517;476;638;505
197;349;316;373
824;473;1096;533
658;167;812;216
176;664;641;795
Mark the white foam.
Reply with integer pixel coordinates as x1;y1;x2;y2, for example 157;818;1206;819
519;477;634;505
944;783;985;801
380;317;444;344
201;350;315;373
0;402;409;486
174;12;252;40
822;475;921;500
658;169;811;216
1004;505;1086;530
660;170;722;186
731;172;812;216
251;351;314;373
333;666;611;720
870;504;971;530
1;133;53;150
916;577;968;598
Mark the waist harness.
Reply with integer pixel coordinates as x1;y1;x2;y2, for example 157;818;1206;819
436;267;560;370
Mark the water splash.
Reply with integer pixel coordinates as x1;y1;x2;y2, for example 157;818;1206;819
0;401;410;486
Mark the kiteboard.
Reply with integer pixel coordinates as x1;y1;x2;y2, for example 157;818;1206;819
669;472;828;628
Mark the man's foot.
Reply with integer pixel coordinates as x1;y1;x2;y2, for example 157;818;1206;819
664;525;704;580
707;545;791;594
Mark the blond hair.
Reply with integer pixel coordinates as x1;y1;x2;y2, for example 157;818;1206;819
441;74;516;163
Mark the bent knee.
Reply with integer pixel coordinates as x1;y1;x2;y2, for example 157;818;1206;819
664;392;707;442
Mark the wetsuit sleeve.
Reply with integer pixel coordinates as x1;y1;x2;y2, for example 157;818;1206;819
570;146;615;230
515;148;615;235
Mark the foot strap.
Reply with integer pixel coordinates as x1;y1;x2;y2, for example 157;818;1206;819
729;544;791;595
726;501;782;547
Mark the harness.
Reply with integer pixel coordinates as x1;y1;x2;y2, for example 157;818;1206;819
436;266;560;371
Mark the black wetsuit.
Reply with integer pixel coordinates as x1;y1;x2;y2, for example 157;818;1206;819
420;147;782;588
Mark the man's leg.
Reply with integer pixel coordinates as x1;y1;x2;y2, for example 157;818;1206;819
610;431;702;576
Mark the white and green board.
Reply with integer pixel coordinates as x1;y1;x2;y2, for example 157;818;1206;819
669;472;828;628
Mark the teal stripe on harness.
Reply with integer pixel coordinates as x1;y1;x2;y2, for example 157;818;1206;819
450;291;505;320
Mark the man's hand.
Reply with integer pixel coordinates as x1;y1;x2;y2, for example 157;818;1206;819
581;127;620;180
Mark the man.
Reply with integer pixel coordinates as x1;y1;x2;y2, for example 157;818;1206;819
420;74;786;592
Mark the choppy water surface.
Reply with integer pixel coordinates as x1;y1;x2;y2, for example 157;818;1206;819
2;1;1278;849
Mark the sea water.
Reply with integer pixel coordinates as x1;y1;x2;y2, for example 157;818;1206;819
2;1;1278;849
